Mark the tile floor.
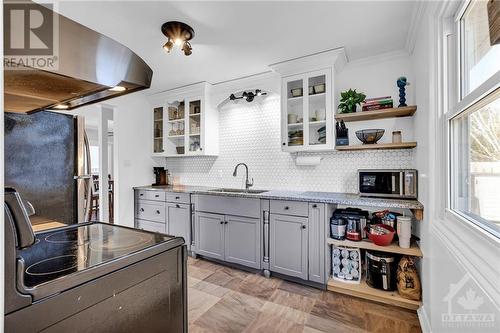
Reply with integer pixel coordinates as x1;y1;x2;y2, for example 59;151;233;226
187;257;422;333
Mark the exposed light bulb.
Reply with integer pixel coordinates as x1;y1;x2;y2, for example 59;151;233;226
174;38;183;46
163;40;173;52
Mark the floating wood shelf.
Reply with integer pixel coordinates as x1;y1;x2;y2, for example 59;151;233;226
335;142;417;151
327;277;422;310
327;238;422;257
335;106;417;122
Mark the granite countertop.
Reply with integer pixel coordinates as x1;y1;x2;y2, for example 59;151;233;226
134;185;424;210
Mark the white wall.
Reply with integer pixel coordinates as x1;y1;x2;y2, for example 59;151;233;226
165;55;416;193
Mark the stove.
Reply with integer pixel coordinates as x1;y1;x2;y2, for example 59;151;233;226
5;188;187;332
20;223;168;288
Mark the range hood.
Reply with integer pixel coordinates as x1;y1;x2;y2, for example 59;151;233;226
4;2;153;113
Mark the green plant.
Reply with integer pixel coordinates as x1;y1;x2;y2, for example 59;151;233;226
338;89;366;113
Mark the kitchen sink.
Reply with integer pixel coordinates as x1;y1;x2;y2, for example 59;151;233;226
208;188;269;194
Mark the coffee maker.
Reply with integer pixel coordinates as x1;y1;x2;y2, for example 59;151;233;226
153;167;168;186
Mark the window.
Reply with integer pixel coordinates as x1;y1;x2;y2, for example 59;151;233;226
90;146;100;174
450;0;500;237
461;0;500;96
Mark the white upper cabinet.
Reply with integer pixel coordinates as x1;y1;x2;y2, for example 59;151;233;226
270;48;346;152
150;82;219;157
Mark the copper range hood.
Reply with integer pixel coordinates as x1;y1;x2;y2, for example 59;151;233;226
4;2;153;114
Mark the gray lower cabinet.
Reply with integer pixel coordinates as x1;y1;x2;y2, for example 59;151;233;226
308;203;325;284
167;202;191;246
195;212;225;260
194;211;261;269
270;214;308;280
136;219;165;233
224;215;260;269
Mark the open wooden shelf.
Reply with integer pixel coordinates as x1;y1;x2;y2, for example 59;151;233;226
335;142;417;151
327;238;422;257
327;277;421;310
335;106;417;122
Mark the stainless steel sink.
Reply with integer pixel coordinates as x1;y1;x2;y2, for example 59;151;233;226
208;188;269;194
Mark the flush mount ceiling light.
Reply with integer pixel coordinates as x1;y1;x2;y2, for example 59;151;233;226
229;90;267;103
161;21;194;56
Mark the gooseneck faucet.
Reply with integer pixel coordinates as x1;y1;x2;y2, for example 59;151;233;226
233;163;254;191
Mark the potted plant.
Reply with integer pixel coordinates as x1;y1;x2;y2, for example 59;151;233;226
338;89;366;113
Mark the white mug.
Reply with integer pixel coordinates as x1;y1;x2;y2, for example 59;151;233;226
397;216;412;248
315;109;326;121
288;114;298;124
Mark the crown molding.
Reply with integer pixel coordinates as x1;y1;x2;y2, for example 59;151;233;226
347;49;410;67
406;1;427;55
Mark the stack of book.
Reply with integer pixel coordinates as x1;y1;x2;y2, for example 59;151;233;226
362;96;393;111
317;126;326;144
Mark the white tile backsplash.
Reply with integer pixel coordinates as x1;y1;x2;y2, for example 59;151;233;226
165;95;414;193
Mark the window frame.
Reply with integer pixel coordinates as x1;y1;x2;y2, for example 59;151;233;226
446;0;500;238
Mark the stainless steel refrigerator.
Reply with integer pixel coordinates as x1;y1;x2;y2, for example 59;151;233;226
4;111;92;225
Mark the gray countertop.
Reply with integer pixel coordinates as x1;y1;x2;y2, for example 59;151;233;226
134;185;424;210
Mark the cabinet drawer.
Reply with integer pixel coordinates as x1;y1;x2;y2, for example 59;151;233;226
270;200;308;217
136;190;166;202
135;201;166;222
136;219;166;234
166;192;190;204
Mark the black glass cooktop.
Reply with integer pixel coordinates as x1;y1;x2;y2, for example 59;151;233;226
19;223;176;287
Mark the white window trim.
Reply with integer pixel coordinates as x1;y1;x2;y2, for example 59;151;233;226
446;0;500;239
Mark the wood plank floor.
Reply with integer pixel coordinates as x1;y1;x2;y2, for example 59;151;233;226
187;257;422;333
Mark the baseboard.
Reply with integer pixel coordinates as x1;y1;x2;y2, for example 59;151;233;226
417;306;432;333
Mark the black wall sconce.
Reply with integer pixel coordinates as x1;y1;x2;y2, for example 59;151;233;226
229;90;267;103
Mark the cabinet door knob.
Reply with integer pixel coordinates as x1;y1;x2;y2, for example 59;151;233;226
175;196;180;200
156;210;161;214
312;204;317;208
140;208;144;212
155;194;160;198
140;193;144;196
284;206;289;210
176;204;180;208
220;221;224;225
282;143;286;146
225;221;228;225
301;225;306;229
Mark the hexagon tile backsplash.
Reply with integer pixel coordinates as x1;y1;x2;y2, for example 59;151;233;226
165;95;414;193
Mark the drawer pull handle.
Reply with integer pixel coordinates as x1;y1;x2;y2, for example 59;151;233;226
155;194;160;198
312;204;317;208
284;206;289;210
176;204;180;208
156;210;161;214
140;193;144;196
140;208;144;212
301;225;306;229
175;196;180;200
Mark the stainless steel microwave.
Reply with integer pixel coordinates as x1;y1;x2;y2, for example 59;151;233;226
358;169;418;199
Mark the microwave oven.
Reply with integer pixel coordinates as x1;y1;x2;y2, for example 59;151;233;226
358;169;418;199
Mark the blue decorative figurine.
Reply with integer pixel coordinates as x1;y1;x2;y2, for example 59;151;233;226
397;76;410;107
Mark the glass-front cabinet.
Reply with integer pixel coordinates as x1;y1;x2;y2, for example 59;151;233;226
281;69;332;151
150;82;218;157
152;106;164;154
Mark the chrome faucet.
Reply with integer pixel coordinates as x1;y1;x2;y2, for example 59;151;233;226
233;163;254;191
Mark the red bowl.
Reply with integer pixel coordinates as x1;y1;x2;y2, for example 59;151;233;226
365;224;395;246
